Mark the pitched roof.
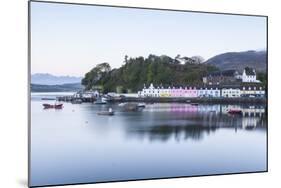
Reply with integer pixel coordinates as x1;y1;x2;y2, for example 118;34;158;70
207;69;237;77
244;67;256;75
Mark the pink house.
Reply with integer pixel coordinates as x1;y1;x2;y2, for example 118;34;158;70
183;87;198;98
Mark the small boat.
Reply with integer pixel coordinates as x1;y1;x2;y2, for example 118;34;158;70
137;103;146;108
227;109;242;115
43;103;63;109
186;100;191;103
97;108;114;116
118;102;127;107
94;97;107;104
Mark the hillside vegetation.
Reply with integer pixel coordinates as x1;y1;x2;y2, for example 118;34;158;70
82;54;219;93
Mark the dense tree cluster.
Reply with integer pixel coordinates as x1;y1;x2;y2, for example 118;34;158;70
81;54;219;93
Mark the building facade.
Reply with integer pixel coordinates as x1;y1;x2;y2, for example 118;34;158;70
242;67;260;83
138;83;266;98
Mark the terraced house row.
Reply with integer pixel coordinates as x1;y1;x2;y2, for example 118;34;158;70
138;83;266;98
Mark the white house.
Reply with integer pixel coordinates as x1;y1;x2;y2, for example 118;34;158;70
240;86;265;97
139;83;159;97
221;87;241;98
197;87;220;98
242;68;260;83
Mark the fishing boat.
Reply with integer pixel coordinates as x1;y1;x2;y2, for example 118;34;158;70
137;103;146;108
43;103;63;109
97;108;114;116
227;109;242;115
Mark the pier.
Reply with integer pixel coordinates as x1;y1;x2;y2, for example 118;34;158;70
56;94;266;104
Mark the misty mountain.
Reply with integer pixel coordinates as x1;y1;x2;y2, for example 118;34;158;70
31;73;83;85
204;50;267;72
31;83;84;92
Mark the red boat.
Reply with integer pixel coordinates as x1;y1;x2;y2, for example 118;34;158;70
43;103;63;109
227;109;242;115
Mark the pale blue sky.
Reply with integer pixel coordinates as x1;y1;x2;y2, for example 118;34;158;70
31;1;267;76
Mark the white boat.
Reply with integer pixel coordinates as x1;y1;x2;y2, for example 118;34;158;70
97;108;114;116
118;102;127;107
94;97;107;104
137;103;146;108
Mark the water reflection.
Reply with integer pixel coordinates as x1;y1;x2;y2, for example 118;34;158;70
125;104;267;142
30;94;267;186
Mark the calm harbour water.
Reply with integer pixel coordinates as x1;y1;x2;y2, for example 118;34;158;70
30;92;267;186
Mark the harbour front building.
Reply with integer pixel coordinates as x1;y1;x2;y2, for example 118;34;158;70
221;86;241;98
197;87;220;98
138;83;266;98
240;85;266;98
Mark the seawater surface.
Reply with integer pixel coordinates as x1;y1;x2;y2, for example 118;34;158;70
30;92;267;186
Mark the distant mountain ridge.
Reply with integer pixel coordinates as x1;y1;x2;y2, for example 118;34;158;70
31;73;82;85
204;50;267;72
31;83;84;92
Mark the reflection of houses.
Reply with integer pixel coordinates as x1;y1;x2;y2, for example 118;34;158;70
197;105;220;114
242;106;265;117
242;117;259;129
221;105;241;114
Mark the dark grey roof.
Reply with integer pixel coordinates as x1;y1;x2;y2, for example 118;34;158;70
207;69;237;77
244;67;256;75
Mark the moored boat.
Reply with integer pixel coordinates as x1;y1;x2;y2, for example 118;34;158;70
118;102;127;107
94;97;107;104
227;109;242;115
97;108;114;116
43;103;63;109
137;103;146;108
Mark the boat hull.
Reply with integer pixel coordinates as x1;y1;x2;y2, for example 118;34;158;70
43;103;63;109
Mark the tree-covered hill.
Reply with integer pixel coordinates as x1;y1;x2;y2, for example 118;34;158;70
82;54;219;93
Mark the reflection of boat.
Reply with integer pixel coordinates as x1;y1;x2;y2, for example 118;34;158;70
41;98;56;100
137;103;146;108
71;99;82;104
228;109;242;115
122;103;139;111
191;103;199;106
97;108;114;116
94;97;107;104
43;103;63;109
